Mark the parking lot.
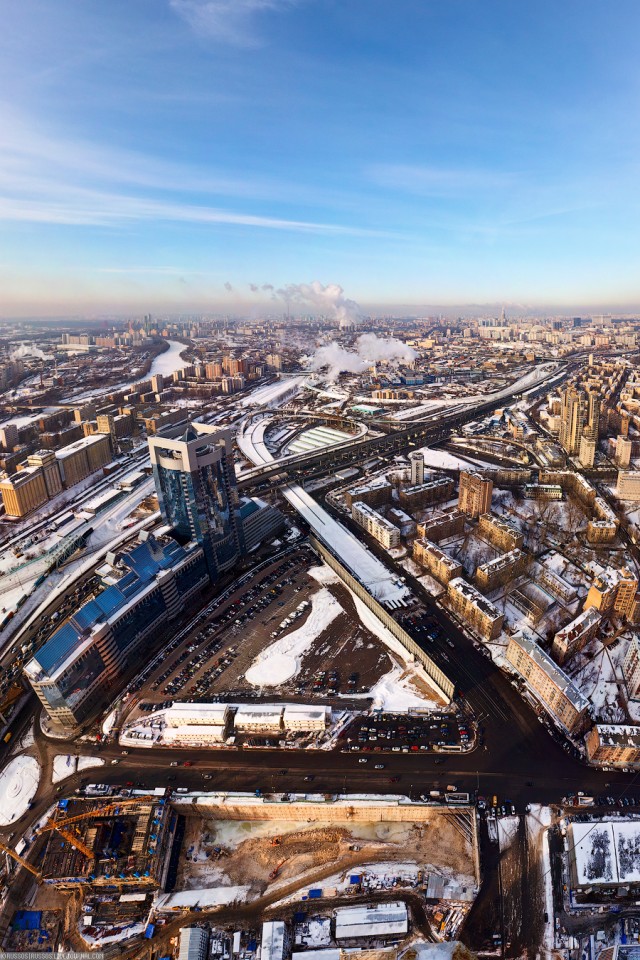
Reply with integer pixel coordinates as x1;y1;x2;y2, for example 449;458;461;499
125;546;324;715
342;711;470;754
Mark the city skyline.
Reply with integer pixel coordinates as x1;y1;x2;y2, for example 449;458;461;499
1;0;640;315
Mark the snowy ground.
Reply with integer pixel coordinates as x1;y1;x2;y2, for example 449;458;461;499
155;886;250;910
52;754;105;783
245;588;343;687
0;755;40;825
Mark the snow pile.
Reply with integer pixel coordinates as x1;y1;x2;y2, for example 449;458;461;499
155;887;250;910
0;755;40;825
102;709;118;735
53;754;105;782
366;665;437;712
308;564;341;587
498;815;520;850
245;588;342;686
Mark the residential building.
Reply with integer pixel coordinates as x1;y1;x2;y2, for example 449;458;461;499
417;508;465;542
523;483;563;500
616;436;633;469
344;478;392;510
551;608;601;665
478;513;524;551
587;497;619;544
585;725;640;766
474;548;528;592
616;471;640;501
352;501;401;549
623;636;640;700
0;423;18;451
447;577;504;641
149;423;244;581
409;451;425;486
413;538;462;585
458;471;493;518
578;432;596;468
585;566;639;619
56;433;112;487
505;633;590;734
398;477;454;510
559;385;586;455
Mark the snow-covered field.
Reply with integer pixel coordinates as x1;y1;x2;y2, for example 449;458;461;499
155;886;250;910
52;754;105;783
0;755;40;824
245;588;343;686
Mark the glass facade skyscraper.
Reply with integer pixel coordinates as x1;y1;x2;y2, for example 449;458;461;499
149;424;244;580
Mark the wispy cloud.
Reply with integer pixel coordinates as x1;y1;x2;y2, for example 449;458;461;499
169;0;301;47
367;163;516;197
0;104;385;237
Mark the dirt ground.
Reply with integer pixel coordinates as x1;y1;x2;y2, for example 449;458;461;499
177;810;475;900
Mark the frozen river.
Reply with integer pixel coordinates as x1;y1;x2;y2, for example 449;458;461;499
136;339;188;381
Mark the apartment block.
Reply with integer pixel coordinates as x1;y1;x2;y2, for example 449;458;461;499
585;566;639;619
474;548;528;592
25;450;63;499
506;633;590;735
56;433;112;487
413;538;462;585
585;725;640;766
447;577;504;641
587;497;619;544
624;636;640;700
478;512;524;551
551;607;601;665
344;478;392;510
398;477;455;510
351;501;401;549
458;471;493;518
616;436;633;469
616;471;640;501
417;508;465;542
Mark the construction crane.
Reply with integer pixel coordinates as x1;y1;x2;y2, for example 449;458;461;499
0;840;42;882
37;795;158;838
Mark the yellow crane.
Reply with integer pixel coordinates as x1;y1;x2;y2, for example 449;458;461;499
0;840;43;882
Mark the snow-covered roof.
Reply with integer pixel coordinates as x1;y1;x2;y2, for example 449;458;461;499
335;902;408;938
262;922;286;960
163;702;229;725
509;634;590;712
571;820;640;886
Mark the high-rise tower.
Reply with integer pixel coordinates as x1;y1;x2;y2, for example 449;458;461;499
149;423;244;580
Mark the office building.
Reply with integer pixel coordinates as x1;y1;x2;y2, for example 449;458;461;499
352;501;401;549
409;451;425;486
149;423;244;581
413;538;462;584
239;496;284;551
458;471;493;518
505;633;590;734
24;532;209;729
0;467;49;518
585;725;640;766
551;608;601;665
447;577;504;641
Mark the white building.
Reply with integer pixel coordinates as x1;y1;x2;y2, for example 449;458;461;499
282;705;329;731
164;702;230;727
262;921;288;960
179;928;210;960
616;471;640;501
351;501;401;549
234;704;284;733
334;902;408;940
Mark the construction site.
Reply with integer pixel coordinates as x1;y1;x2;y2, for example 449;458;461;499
155;792;479;941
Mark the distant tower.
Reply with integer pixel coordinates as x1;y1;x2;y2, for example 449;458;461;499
409;451;425;486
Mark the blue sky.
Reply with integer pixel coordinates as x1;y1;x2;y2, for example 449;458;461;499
1;0;639;316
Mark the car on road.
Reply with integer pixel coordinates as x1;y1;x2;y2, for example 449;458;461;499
358;758;368;764
374;763;385;769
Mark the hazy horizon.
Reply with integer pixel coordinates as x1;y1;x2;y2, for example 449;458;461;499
1;1;639;315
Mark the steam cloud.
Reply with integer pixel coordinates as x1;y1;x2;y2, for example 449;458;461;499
224;281;233;292
274;280;361;328
308;334;416;381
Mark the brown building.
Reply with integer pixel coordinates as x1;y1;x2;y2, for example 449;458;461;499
505;633;590;735
458;471;493;518
585;724;640;766
25;450;63;499
416;508;465;542
585;566;639;619
344;479;392;510
0;467;49;517
474;548;528;592
413;538;462;585
56;434;112;488
478;513;524;551
551;607;601;666
447;577;504;641
398;477;455;511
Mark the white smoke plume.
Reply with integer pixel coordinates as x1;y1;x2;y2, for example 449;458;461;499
276;280;361;328
308;334;417;381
